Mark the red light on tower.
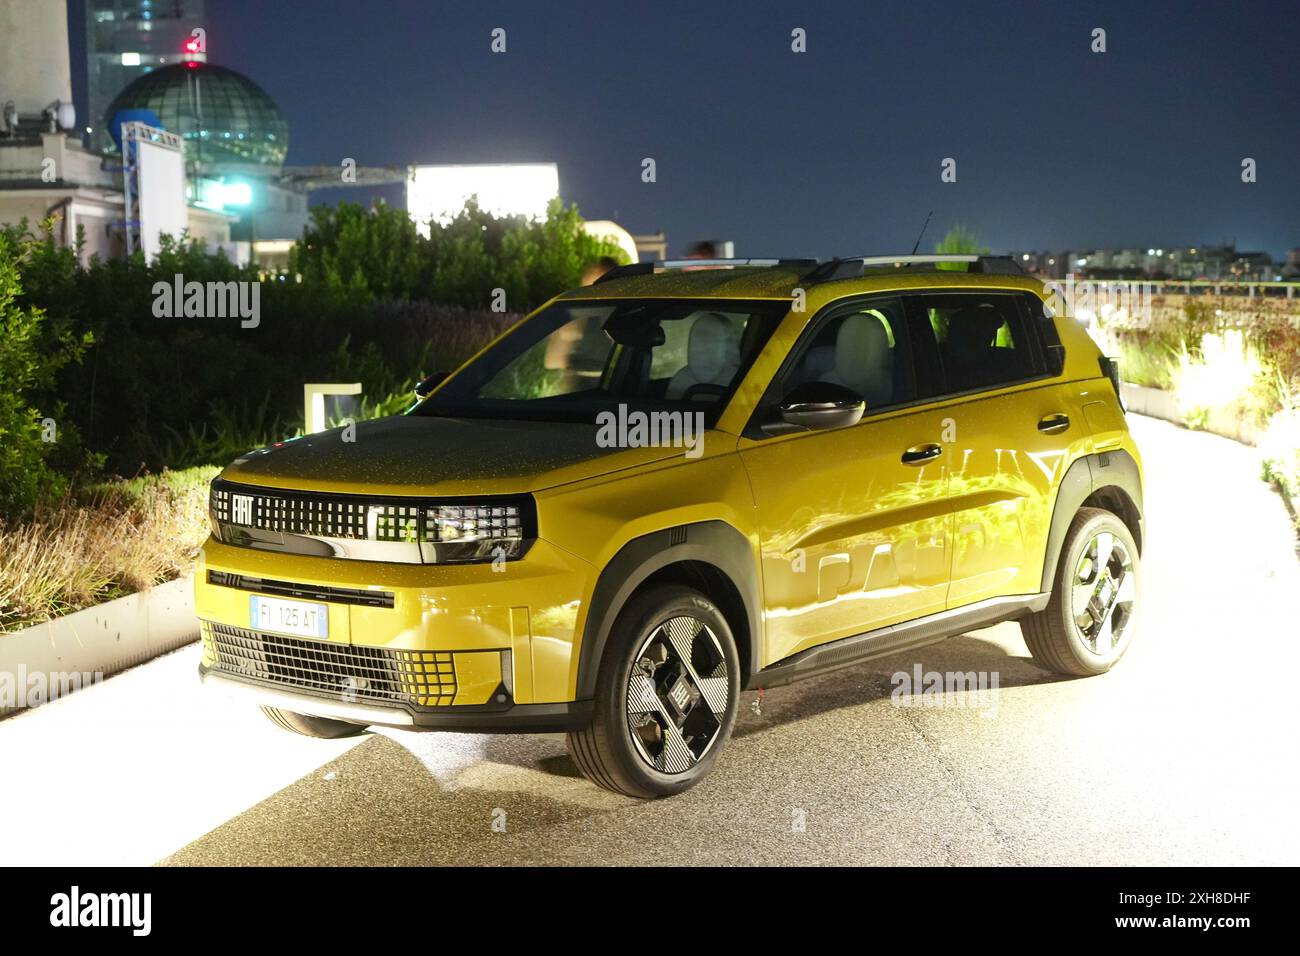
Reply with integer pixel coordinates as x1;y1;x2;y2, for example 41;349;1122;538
184;38;201;54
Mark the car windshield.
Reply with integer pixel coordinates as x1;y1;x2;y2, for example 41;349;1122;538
413;298;788;424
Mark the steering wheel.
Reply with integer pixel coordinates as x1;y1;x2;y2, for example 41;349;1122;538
682;383;728;402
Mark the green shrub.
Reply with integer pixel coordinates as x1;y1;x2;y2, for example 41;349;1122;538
289;200;425;301
0;232;92;518
1260;406;1300;501
138;395;292;471
293;198;627;311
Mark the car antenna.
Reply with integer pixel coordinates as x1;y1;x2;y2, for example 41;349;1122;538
910;210;934;256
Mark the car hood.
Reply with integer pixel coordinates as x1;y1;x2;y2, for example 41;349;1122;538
219;414;699;497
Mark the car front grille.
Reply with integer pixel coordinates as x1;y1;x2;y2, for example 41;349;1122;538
206;623;457;707
210;482;372;539
209;479;532;545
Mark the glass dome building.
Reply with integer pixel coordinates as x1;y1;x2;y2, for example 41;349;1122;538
101;61;288;176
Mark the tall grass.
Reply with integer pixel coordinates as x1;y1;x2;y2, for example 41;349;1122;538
1117;340;1178;390
1260;379;1300;501
0;466;217;634
1171;329;1268;431
1088;323;1178;390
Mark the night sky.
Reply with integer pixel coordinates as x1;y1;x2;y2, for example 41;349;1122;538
69;0;1300;258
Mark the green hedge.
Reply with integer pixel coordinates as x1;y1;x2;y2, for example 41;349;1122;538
0;199;622;505
0;232;93;516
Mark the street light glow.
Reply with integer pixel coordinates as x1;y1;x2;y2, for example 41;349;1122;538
214;181;253;207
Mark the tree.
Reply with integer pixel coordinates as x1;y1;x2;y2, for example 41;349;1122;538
934;224;989;269
290;200;424;301
291;197;629;311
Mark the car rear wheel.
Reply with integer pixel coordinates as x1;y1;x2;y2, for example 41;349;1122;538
260;706;368;739
567;584;741;799
1022;507;1140;676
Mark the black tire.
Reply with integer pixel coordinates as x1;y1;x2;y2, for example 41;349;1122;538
260;706;368;739
1022;507;1141;677
567;584;741;799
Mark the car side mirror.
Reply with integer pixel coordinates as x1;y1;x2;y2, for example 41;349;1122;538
765;381;865;434
414;371;450;399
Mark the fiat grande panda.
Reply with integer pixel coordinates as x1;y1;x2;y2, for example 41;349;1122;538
196;255;1143;798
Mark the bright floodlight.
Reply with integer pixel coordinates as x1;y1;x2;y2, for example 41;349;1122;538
216;181;253;206
407;163;559;235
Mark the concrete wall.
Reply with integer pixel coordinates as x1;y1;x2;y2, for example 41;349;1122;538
0;0;74;118
0;188;126;263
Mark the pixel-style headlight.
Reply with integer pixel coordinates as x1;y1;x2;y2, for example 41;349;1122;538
419;501;531;563
369;499;534;563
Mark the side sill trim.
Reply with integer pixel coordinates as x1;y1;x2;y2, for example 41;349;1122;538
750;592;1050;690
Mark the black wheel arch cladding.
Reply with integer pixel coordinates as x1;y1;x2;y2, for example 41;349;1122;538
575;520;761;700
1040;449;1143;593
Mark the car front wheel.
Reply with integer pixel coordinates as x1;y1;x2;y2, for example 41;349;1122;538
567;584;741;799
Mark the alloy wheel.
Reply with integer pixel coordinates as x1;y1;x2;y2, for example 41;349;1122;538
624;616;731;774
1070;531;1136;655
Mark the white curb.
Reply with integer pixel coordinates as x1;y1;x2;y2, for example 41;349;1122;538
0;574;197;718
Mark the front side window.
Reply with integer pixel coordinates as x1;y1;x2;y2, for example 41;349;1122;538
415;298;786;424
766;296;916;413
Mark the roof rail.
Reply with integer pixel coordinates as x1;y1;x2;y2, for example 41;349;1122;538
801;254;1025;284
593;257;818;284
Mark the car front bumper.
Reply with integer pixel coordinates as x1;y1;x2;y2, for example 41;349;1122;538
194;535;595;726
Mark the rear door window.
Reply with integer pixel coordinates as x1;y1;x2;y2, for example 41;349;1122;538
913;292;1044;394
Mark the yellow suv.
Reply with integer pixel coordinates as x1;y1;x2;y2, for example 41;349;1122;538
196;255;1143;798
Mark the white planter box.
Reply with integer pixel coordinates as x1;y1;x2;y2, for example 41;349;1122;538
1120;382;1180;422
0;574;197;718
1120;382;1260;445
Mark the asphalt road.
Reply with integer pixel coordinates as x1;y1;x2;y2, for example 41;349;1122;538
4;414;1298;866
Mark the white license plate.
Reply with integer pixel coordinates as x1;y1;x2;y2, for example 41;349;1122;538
250;595;328;639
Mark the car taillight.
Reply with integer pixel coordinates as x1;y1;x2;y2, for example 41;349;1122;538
1099;356;1124;412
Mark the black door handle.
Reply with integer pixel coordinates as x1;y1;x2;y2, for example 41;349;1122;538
1038;413;1070;433
901;443;943;465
